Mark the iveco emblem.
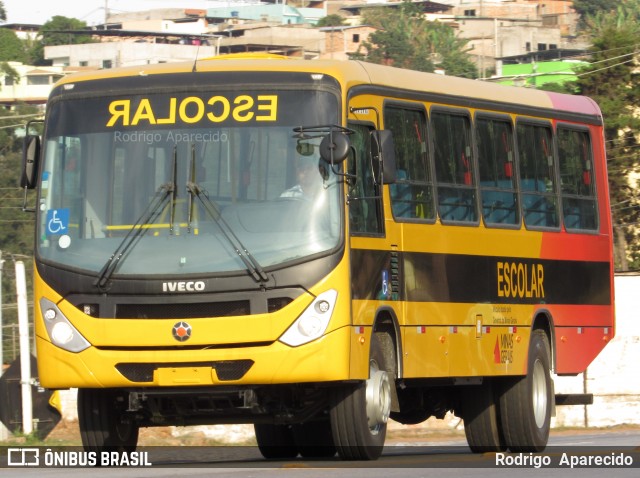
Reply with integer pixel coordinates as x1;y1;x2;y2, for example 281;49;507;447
172;321;192;342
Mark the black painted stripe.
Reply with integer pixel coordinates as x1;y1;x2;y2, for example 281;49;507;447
350;249;611;306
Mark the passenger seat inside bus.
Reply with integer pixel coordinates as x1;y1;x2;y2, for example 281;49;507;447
390;170;413;218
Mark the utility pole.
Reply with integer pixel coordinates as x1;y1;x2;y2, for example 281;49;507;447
0;250;7;440
0;250;4;373
16;261;33;435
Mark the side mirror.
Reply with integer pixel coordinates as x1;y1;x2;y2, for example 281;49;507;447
320;132;350;164
21;134;41;189
371;130;396;184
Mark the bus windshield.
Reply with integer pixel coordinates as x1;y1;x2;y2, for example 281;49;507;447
37;88;342;278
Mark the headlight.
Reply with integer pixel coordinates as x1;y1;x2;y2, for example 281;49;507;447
279;289;338;347
40;298;91;353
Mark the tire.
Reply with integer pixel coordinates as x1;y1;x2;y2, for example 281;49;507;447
292;418;337;458
498;329;553;452
77;388;139;452
462;381;507;453
330;332;392;460
254;423;299;459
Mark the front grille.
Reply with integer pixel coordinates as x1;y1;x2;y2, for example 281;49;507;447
115;300;250;319
115;359;254;383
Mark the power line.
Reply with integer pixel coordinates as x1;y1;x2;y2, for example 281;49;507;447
580;49;639;66
0;113;43;121
0;123;31;130
555;42;640;62
575;58;637;77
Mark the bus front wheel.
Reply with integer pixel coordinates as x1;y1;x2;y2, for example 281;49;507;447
498;329;552;452
254;423;298;459
330;332;392;460
77;388;139;452
292;418;336;458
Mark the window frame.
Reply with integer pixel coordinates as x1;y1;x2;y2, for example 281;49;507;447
474;112;521;229
383;100;436;224
429;105;479;226
555;123;599;233
515;118;561;232
347;120;386;237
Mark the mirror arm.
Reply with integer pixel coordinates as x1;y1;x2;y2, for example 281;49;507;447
22;186;36;213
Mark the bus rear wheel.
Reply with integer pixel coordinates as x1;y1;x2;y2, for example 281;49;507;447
77;388;139;452
498;329;552;452
330;332;392;460
462;381;506;453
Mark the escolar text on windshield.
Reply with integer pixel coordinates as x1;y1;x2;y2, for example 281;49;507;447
106;95;279;127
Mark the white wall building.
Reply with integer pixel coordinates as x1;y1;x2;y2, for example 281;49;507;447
0;62;65;105
45;42;217;69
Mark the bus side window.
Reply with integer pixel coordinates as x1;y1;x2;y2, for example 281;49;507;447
476;116;519;226
431;109;477;223
557;126;598;231
516;121;560;229
384;104;435;221
348;123;384;235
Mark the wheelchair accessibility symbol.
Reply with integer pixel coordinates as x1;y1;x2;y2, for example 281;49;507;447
46;209;69;236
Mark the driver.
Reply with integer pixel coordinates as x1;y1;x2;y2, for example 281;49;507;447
280;156;328;199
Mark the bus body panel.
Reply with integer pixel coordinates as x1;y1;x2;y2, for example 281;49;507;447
345;82;613;382
554;325;612;375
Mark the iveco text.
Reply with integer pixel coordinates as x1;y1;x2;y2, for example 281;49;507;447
162;281;206;292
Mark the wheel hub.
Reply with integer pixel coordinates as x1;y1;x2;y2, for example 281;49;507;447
366;369;391;433
532;359;548;428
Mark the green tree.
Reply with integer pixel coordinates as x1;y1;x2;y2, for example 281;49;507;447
572;6;640;269
0;29;27;62
316;14;346;27
31;15;95;65
572;0;617;19
0;106;39;361
0;1;7;22
352;1;477;78
0;61;18;83
573;0;639;29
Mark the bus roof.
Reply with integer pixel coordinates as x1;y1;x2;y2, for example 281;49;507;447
52;56;602;120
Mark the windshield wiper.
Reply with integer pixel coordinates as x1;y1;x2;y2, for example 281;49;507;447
186;147;269;285
169;146;178;235
187;144;197;234
94;151;178;290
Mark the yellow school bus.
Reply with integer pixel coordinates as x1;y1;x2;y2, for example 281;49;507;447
22;56;614;459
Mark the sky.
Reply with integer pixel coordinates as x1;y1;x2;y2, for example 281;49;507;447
3;0;214;26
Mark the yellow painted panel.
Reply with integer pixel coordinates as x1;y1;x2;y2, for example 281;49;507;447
402;326;449;378
400;302;536;328
402;324;531;379
349;325;371;380
447;326;530;377
399;222;544;259
156;366;215;386
36;325;353;389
